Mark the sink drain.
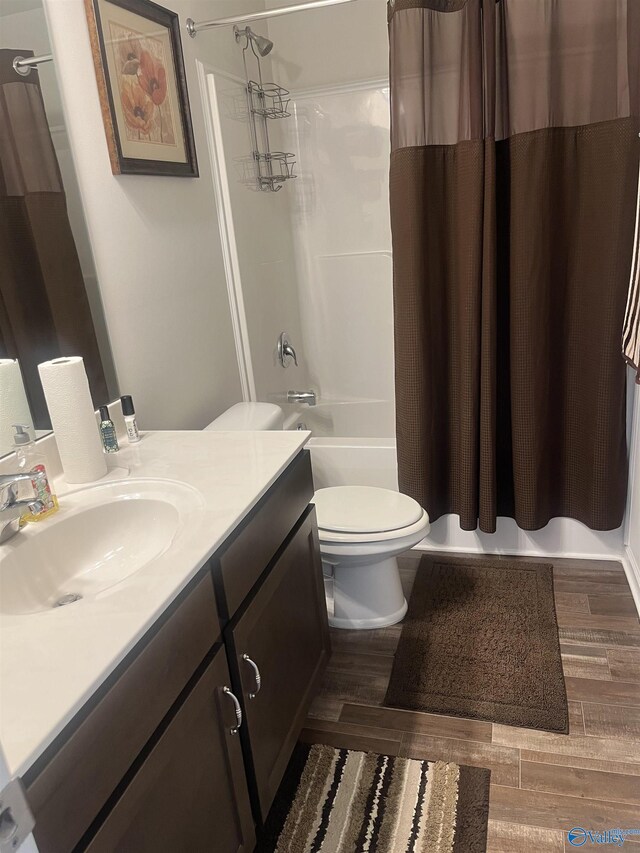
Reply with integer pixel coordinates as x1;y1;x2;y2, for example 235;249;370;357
54;593;83;608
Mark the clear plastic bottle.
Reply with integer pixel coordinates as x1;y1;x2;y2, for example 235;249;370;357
13;424;59;522
120;395;140;443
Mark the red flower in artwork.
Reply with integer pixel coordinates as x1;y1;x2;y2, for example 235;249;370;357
120;78;155;134
137;50;167;106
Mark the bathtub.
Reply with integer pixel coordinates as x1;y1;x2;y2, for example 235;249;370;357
283;400;398;490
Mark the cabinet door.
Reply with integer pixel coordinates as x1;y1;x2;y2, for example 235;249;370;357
229;507;330;822
83;647;255;853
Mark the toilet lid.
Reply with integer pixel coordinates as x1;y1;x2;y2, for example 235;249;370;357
313;486;424;534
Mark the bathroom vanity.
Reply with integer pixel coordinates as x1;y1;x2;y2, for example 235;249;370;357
0;432;330;853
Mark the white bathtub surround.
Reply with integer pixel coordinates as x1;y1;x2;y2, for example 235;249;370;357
199;61;310;407
203;69;396;439
284;83;394;422
0;429;309;776
282;400;394;439
314;486;430;629
302;435;398;490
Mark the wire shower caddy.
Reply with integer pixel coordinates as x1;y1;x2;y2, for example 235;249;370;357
237;27;297;192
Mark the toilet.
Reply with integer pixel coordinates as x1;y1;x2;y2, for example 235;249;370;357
205;403;430;629
314;486;430;629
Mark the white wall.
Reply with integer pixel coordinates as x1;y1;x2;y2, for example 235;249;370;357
42;0;259;429
625;370;640;605
629;397;640;558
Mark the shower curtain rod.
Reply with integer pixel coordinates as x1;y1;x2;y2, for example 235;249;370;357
12;53;53;76
186;0;360;38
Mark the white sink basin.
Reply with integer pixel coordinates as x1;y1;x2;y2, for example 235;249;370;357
0;479;204;615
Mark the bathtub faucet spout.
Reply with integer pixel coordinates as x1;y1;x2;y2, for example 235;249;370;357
287;389;317;407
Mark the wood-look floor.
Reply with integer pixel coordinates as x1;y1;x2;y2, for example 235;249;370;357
301;553;640;852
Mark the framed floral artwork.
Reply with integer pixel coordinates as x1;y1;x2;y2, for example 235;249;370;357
85;0;198;176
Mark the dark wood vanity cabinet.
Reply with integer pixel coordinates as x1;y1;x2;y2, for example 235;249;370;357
84;647;255;853
228;507;330;822
24;451;330;853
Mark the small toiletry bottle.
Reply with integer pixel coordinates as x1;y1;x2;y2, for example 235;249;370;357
121;395;140;443
13;424;59;521
99;406;119;453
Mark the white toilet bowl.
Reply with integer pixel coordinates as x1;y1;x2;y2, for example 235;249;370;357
314;486;430;630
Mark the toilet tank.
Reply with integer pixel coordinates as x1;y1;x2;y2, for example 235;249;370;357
204;402;284;431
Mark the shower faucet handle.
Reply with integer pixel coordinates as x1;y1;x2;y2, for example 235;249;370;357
283;341;298;366
277;332;298;368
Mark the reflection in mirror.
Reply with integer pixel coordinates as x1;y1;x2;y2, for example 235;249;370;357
0;0;117;457
0;359;33;457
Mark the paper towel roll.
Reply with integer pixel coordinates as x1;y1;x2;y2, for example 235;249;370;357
38;357;107;484
0;359;33;456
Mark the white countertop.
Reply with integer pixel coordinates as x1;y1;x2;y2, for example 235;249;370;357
0;429;309;777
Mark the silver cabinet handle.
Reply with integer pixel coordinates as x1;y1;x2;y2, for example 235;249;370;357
223;686;242;735
242;654;262;699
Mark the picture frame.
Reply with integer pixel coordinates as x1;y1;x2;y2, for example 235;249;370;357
84;0;198;177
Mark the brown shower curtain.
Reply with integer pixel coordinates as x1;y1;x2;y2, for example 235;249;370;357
0;49;108;428
390;0;640;533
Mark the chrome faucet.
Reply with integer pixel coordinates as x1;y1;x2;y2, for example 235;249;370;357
0;472;45;544
287;390;317;407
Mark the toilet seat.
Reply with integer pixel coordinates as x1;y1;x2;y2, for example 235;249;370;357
314;486;423;534
317;511;429;544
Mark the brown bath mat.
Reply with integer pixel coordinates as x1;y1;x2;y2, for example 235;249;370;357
385;555;569;733
257;743;491;853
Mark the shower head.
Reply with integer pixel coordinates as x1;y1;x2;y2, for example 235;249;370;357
235;25;274;57
251;30;274;56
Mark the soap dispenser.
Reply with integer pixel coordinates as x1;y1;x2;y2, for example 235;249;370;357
13;424;59;521
99;406;119;453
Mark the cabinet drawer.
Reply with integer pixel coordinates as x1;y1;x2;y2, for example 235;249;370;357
26;571;220;853
216;450;313;622
83;647;254;853
228;507;330;822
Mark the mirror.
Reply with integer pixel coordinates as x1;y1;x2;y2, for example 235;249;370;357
0;359;33;456
0;0;117;458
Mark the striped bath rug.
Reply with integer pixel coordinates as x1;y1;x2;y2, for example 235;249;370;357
257;743;491;852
